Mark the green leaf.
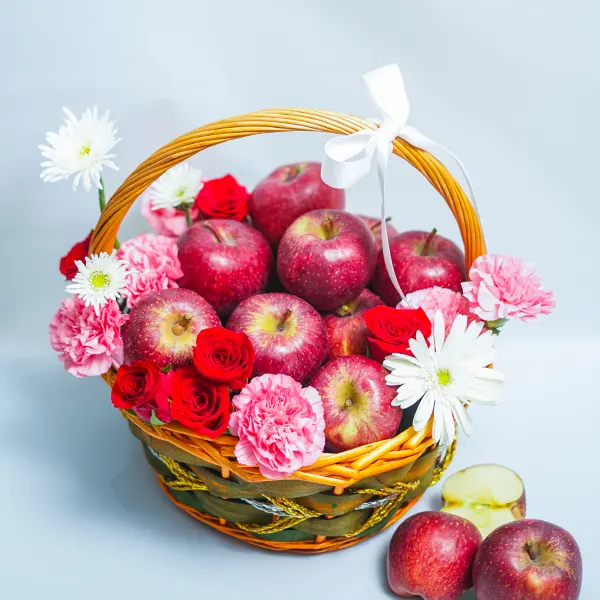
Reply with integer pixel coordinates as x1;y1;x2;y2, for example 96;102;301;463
161;364;173;374
150;411;166;426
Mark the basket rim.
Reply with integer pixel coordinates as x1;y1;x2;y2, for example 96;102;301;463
102;367;437;489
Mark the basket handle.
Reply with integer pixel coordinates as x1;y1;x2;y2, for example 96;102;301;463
89;108;486;268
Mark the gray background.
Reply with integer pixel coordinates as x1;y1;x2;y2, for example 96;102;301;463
1;0;598;598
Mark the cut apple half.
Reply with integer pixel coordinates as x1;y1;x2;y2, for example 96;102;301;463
441;464;526;539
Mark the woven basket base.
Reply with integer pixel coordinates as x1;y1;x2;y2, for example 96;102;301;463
156;477;423;554
137;436;437;554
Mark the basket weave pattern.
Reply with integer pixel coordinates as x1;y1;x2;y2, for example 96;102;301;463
93;110;485;553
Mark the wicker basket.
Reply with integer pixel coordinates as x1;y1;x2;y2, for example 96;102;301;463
92;109;485;554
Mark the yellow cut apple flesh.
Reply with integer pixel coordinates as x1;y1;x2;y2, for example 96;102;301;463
441;464;526;539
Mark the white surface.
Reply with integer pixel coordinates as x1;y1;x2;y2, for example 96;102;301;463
1;0;598;597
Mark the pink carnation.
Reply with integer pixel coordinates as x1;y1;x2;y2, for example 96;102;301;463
229;373;326;479
399;286;481;334
49;297;128;378
141;193;199;238
117;233;183;308
462;254;555;322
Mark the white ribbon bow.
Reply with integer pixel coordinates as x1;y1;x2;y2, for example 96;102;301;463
321;64;477;303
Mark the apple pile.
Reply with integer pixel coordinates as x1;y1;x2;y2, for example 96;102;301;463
388;510;582;600
121;161;468;452
387;468;583;600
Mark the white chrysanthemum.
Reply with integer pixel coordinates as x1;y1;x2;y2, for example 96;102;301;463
40;107;120;191
383;311;504;447
149;164;204;211
66;251;131;314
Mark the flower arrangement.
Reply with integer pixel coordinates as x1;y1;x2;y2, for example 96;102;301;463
45;66;557;559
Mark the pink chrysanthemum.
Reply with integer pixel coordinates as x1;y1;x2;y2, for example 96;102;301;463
229;373;326;479
399;286;481;335
117;233;183;308
462;254;555;322
141;193;199;238
49;297;128;378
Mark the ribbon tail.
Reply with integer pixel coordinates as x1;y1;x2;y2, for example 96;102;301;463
401;125;480;219
375;143;407;303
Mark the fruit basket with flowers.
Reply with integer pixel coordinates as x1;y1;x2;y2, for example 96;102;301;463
46;65;554;554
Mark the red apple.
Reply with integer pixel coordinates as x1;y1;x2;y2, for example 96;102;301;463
372;228;466;306
323;289;384;360
358;215;399;253
388;511;482;600
226;292;327;382
249;162;345;247
308;355;401;451
277;209;376;311
177;219;273;317
122;288;221;369
473;519;582;600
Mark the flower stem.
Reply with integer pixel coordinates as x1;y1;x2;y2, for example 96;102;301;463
98;176;120;249
184;205;193;228
98;179;106;212
487;318;507;335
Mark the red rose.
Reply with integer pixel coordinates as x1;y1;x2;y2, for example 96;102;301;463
193;327;254;389
111;360;173;423
171;365;230;438
194;174;249;221
364;306;432;362
59;231;93;280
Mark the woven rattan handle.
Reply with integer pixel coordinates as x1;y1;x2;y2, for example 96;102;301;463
89;109;485;267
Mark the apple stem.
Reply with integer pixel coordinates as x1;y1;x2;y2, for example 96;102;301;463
525;542;538;562
344;398;353;408
335;297;359;317
336;304;352;317
323;215;337;240
282;163;304;182
171;313;193;336
370;216;392;232
421;228;438;255
203;222;223;243
277;308;293;331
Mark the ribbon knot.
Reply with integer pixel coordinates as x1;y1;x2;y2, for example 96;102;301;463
321;64;477;303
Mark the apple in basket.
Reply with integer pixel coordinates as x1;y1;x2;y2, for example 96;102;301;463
122;288;220;369
177;219;273;317
277;209;376;311
322;289;383;360
387;511;482;600
226;292;327;382
248;161;345;247
372;228;466;305
358;215;399;253
473;519;582;600
308;355;401;451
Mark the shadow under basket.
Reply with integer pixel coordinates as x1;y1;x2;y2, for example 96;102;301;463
92;108;484;553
